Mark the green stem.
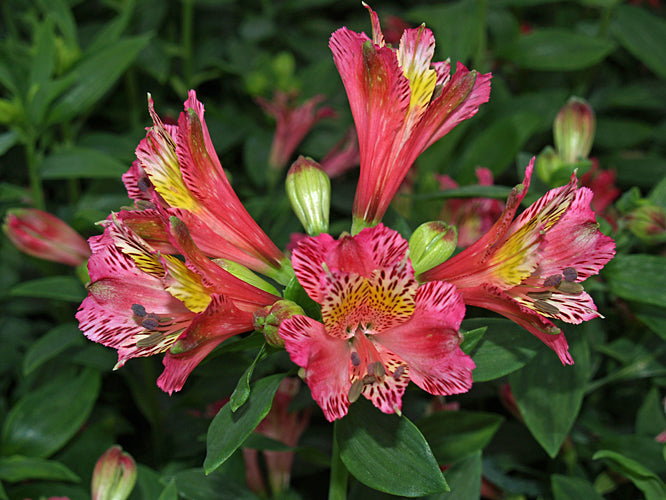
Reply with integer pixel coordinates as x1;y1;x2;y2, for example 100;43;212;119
25;139;45;210
181;0;194;88
328;426;348;500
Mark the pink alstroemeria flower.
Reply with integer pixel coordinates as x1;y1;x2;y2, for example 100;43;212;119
279;224;475;421
3;208;90;266
121;90;290;283
420;159;616;364
329;4;492;232
256;90;336;172
437;167;505;248
76;217;279;393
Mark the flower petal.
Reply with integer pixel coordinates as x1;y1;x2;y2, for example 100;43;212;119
279;315;351;421
375;282;474;395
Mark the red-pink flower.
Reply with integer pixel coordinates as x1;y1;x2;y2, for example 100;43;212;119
278;224;474;421
420;159;616;365
320;127;360;178
580;158;620;223
329;5;491;232
76;216;279;393
3;208;90;266
121;90;290;282
437;167;505;248
256;90;336;171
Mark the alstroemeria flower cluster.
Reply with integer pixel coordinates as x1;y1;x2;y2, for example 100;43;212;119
420;160;616;364
330;5;492;231
278;224;475;421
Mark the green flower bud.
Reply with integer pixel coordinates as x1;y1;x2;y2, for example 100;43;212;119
253;299;305;348
535;146;564;185
409;221;457;276
554;97;595;164
286;156;331;235
92;445;137;500
625;204;666;244
213;258;281;296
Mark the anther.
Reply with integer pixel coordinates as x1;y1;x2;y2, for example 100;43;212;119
562;267;578;282
557;281;584;295
543;274;562;287
373;362;386;380
142;314;160;330
137;177;151;192
350;352;361;367
533;300;560;315
348;379;364;403
393;365;406;380
136;332;163;348
527;291;553;300
362;374;376;385
131;304;147;317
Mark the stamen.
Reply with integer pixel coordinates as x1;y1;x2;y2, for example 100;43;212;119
392;365;406;380
533;300;560;315
562;267;578;282
527;291;553;300
137;177;151;192
321;262;334;279
136;332;164;347
348;379;364;403
131;304;147;317
543;274;563;287
350;351;361;367
557;281;584;295
362;374;376;385
142;314;160;330
373;362;386;380
393;404;402;417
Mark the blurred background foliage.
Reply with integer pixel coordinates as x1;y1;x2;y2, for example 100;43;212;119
0;0;665;498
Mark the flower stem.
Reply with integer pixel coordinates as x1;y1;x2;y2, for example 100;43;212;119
25;139;45;210
328;427;348;500
181;0;194;88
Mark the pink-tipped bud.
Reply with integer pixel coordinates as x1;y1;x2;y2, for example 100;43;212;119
3;208;90;266
285;156;331;236
554;97;596;163
409;221;457;276
253;300;305;348
91;445;137;500
625;204;666;244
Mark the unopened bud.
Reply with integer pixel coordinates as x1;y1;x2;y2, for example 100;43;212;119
554;97;595;163
214;259;280;296
91;445;137;500
535;146;564;185
625;204;666;244
3;208;91;266
253;299;305;348
286;156;331;236
409;221;457;276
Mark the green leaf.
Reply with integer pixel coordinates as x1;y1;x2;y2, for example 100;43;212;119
42;147;128;179
551;475;604;500
595;117;654;149
409;185;513;202
283;275;321;321
229;345;266;412
604;155;666;188
23;323;85;375
166;468;259;500
432;452;482;500
636;386;666;437
460;326;486;353
418;411;504;464
605;255;666;307
611;5;666;79
335;398;448;497
509;332;591;457
157;478;179;500
0;132;18;156
204;374;284;473
504;29;616;70
594;450;666;500
48;34;151;124
464;318;543;382
10;276;86;302
0;456;79;482
29;19;56;86
1;368;100;457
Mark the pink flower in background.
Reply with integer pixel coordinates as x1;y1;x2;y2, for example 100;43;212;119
3;208;90;266
76;216;279;393
437;167;505;248
243;378;310;495
279;224;474;421
320;127;360;178
257;90;336;171
121;90;290;282
329;4;491;231
420;159;615;365
580;159;620;224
